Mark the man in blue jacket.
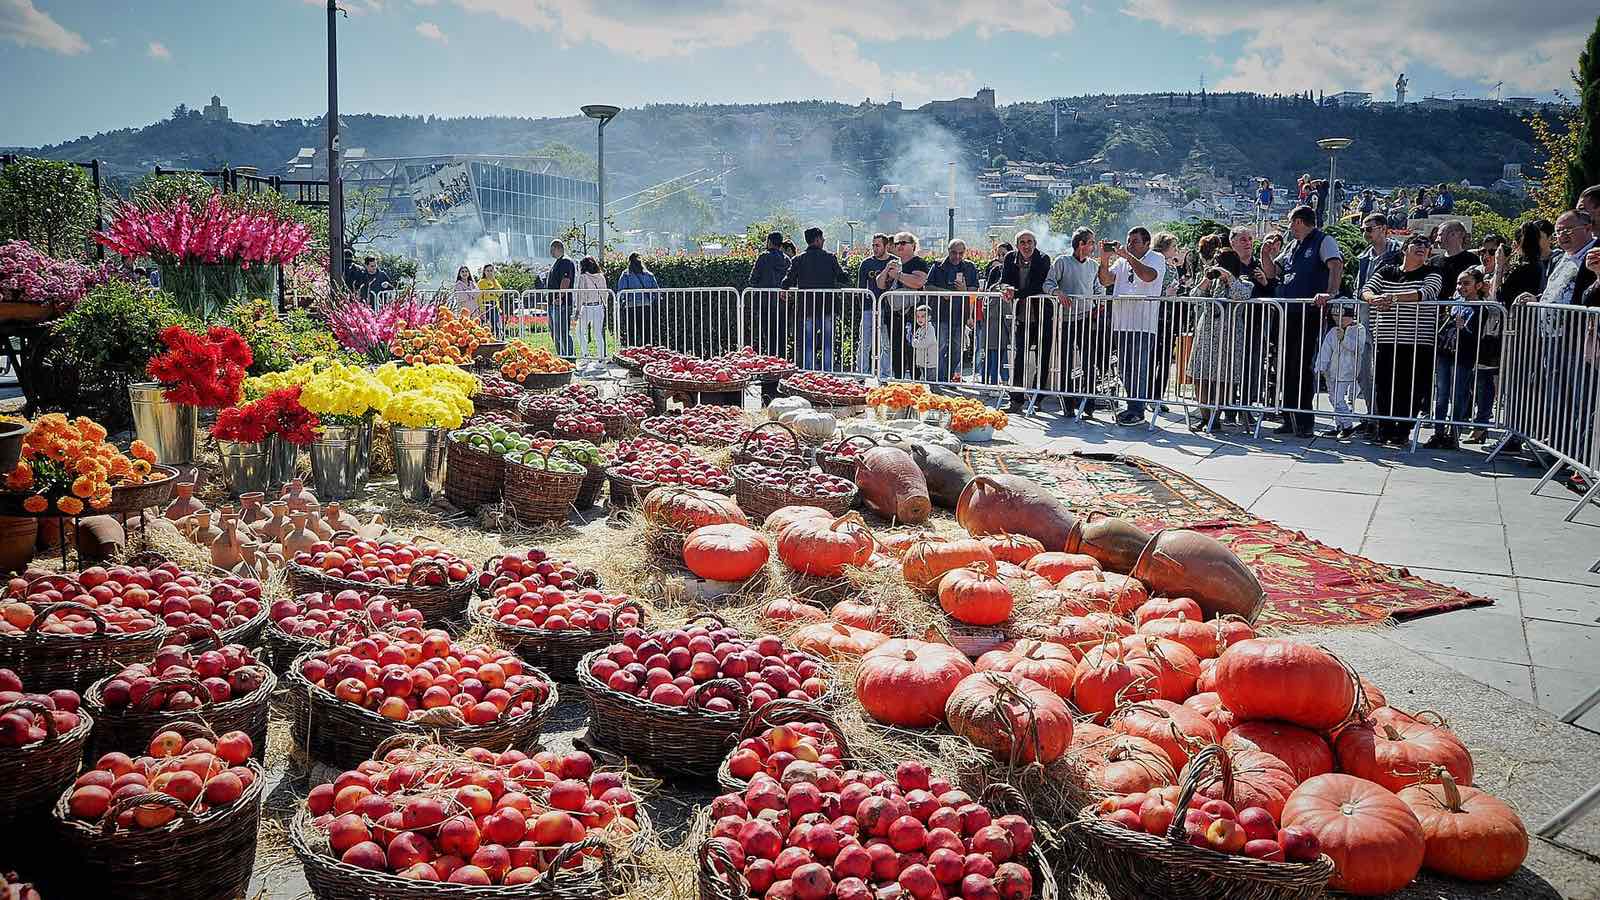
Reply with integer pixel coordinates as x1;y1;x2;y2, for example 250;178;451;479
783;227;848;370
925;239;980;384
746;231;790;357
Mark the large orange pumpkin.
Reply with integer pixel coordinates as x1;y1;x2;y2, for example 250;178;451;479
994;561;1055;595
937;562;1014;626
975;639;1079;696
1120;634;1202;701
1139;612;1219;659
831;597;891;632
1333;715;1474;793
1071;635;1160;723
979;532;1045;566
1222;720;1334;784
1181;691;1236;736
876;529;928;559
1057;569;1148;617
944;671;1074;765
792;621;890;660
1398;772;1528;882
1068;721;1116;764
1358;676;1388;715
1090;733;1175;794
682;523;769;581
776;511;875;578
1033;613;1133;654
1022;551;1100;584
1212;614;1256;651
901;536;995;592
1282;774;1426;896
1180;745;1300;820
1132;596;1202;626
855;639;975;728
642;486;748;532
1214;638;1356;731
760;597;828;627
764;504;831;534
1110;699;1219;769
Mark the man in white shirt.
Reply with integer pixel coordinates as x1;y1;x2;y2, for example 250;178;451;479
1097;227;1166;425
1516;209;1597;473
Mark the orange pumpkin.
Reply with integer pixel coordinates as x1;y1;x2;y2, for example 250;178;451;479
1195;657;1218;693
975;639;1079;696
945;671;1074;765
760;597;828;626
1057;569;1148;617
1282;774;1426;896
1068;720;1117;764
1132;596;1202;626
1180;745;1300;820
1214;638;1356;731
642;486;748;532
1212;614;1256;650
1023;552;1100;584
792;621;890;660
937;561;1014;626
1120;634;1202;701
1138;612;1219;659
979;532;1044;565
1110;699;1219;770
901;536;995;592
1033;613;1133;654
994;561;1055;595
1181;691;1236;736
831;598;891;632
1333;714;1474;793
1071;635;1161;723
1399;771;1528;882
682;523;769;581
1090;733;1175;794
1222;720;1334;784
776;511;875;578
1358;676;1388;715
854;639;975;728
764;504;831;534
876;529;928;559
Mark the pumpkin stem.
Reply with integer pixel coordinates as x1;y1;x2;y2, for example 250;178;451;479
902;648;918;662
1437;767;1463;811
1380;723;1403;741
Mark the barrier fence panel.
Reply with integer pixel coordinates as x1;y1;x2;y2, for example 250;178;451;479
741;288;877;375
615;287;742;359
1494;301;1600;521
877;290;1008;395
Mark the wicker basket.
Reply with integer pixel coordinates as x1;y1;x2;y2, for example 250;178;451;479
777;376;870;408
471;597;645;682
816;434;878;480
444;439;506;511
503;446;585;526
287;559;476;626
0;599;170;694
730;420;810;468
714;698;855;794
1073;745;1335;900
645;367;751;396
519;370;575;392
262;620;322;674
83;665;275;762
574;462;607;512
100;465;181;515
51;745;264;900
285;650;559;769
732;464;808;523
0;697;92;828
595;408;636;441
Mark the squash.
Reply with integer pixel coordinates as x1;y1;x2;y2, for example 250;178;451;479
1132;596;1203;626
1032;613;1132;654
855;639;975;728
1399;771;1528;882
1333;714;1474;793
876;528;927;559
1120;634;1202;701
1213;614;1256;651
1181;692;1236;736
760;597;828;627
1214;638;1357;731
937;562;1014;626
1110;699;1219;770
905;442;973;510
764;504;831;534
831;598;891;632
775;511;875;578
980;533;1045;566
641;486;748;533
1138;612;1219;659
792;621;890;660
767;395;811;421
1222;720;1334;784
1069;721;1117;764
1071;635;1161;723
956;474;1078;549
781;408;837;443
1195;657;1218;693
945;671;1074;765
1023;552;1100;584
995;561;1055;595
901;535;995;592
1181;745;1300;820
682;523;769;581
855;446;931;524
1282;774;1426;896
1057;569;1148;617
1090;734;1175;794
975;639;1079;696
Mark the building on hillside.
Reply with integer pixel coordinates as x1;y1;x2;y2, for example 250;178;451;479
1328;91;1371;107
1502;97;1540;111
1492;164;1528;198
989;191;1040;216
202;95;230;123
918;88;997;119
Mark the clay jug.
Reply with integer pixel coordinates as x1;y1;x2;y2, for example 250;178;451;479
323;501;358;534
210;515;244;571
164;481;205;522
1129;528;1266;622
1065;516;1153;575
304;503;334;540
190;510;223;549
282;477;317;510
356;514;388;542
254;502;290;543
282;511;318;559
238;492;267;526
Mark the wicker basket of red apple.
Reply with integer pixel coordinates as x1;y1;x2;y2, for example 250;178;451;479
51;722;264;900
286;537;478;625
0;572;171;693
645;358;751;395
152;570;270;650
778;372;870;408
575;615;836;776
286;628;558;769
718;347;796;383
290;741;653;898
0;667;92;827
606;438;734;508
696;759;1058;900
264;591;425;673
470;553;643;682
83;626;275;761
614;345;686;375
639;405;750;447
1076;744;1335;900
714;698;856;794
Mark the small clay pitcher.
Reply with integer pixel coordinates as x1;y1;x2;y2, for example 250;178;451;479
281;477;317;510
255;501;292;544
304;503;334;540
210;515;244;571
189;510;223;549
1129;528;1266;622
323;501;359;534
164;481;205;522
1065;516;1154;574
282;511;318;559
238;492;268;526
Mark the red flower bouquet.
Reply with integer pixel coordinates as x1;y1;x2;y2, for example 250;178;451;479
147;325;253;407
211;387;320;446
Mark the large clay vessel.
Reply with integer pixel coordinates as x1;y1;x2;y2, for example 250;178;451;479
955;474;1077;550
1129;528;1266;622
1065;516;1153;574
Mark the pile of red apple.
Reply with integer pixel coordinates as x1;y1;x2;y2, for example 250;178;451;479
96;641;268;711
0;667;82;747
291;537;476;588
704;759;1038;900
737;429;810;467
726;720;845;784
64;729;256;826
475;375;523;403
487;573;642;634
552;412;605;440
782;372;868;398
477;551;600;595
588;623;829;712
519;392;582;419
465;411;526;434
717;347;794;376
1094;787;1320;863
268;591;424;645
737;465;854;499
305;745;643;885
4;567;230;638
610;438;734;491
297;629;551;725
616;346;688;369
645;357;745;385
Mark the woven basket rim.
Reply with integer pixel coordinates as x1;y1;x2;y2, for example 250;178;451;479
468;597;645;643
1074;802;1338;885
0;703;94;757
0;613;172;647
53;757;266;839
216;606;271;646
284;561;478;602
777;377;870;407
575;646;838;725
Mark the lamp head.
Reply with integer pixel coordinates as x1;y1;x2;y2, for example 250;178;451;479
1317;137;1354;151
582;104;621;122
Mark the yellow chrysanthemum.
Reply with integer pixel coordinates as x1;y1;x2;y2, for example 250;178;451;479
56;496;83;516
130;459;152;476
22;495;48;513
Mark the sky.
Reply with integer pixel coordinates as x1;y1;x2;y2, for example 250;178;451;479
1;0;1594;148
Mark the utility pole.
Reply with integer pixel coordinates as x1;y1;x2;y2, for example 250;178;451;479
326;1;344;291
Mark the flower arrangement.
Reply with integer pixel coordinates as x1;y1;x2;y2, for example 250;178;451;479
224;298;341;375
322;292;439;361
146;325;253;407
211;386;320;446
493;340;572;382
0;240;118;314
96;193;310;267
945;399;1008;433
375;363;476;429
373;362;479;398
387;308;492;365
4;414;159;514
294;359;392;424
866;382;932;410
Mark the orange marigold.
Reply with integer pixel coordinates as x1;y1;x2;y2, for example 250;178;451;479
129;440;157;463
70;475;97;498
130;459;152;477
56;496;83;516
5;462;32;491
74;417;107;442
21;495;48;513
90;492;113;509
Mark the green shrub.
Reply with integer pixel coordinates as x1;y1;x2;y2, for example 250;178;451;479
51;280;193;425
223;298;342;374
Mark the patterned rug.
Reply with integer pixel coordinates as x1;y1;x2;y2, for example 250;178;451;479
966;449;1494;628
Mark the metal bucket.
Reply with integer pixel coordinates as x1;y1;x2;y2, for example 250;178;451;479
309;423;371;501
266;434;298;485
391;426;449;502
216;439;272;497
128;382;197;466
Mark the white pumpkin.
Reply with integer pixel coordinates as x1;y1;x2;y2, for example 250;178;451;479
767;395;811;421
840;417;886;438
781;408;837;442
907;425;963;454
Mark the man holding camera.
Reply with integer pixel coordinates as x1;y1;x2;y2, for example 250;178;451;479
876;232;929;378
1097;227;1165;426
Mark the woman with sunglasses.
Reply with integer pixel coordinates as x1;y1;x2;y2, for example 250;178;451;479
1362;234;1444;445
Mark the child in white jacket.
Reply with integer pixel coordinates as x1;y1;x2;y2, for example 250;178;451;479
909;305;940;382
1314;305;1367;437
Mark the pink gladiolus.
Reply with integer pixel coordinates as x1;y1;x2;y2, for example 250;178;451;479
96;193;311;267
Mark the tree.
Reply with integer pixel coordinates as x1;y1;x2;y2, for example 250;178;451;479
0;157;99;258
743;210;803;250
1564;14;1600;209
630;185;713;239
531;141;597;181
1527;105;1581;221
172;104;189;120
1452;199;1516;244
1048;185;1132;238
342;186;412;250
558;215;619;258
1032;191;1057;215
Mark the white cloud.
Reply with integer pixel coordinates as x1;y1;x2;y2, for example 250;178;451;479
146;40;171;61
1121;0;1586;97
415;21;447;43
412;0;439;5
448;0;1074;103
0;0;89;55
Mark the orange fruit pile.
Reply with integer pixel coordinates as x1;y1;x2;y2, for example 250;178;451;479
388;309;493;365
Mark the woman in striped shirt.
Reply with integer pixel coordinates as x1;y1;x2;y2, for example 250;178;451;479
1361;234;1443;445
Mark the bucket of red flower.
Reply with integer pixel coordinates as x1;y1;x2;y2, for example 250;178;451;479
130;324;254;468
211;386;320;496
286;535;478;625
286;628;558;769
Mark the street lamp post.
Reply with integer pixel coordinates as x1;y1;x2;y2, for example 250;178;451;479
326;1;344;290
947;162;957;245
582;104;620;264
845;220;861;252
1316;137;1353;229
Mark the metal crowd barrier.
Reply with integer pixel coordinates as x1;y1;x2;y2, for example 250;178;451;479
741;288;877;374
615;287;742;359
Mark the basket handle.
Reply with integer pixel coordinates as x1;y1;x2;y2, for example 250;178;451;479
0;698;60;742
687;678;749;718
404;559;449;588
136;673;214;713
150;716;222;745
738;420;801;456
825;434;878;457
608;599;645;632
1164;744;1232;842
371;732;430;761
164;622;224;650
100;792;199;835
684;612;729;631
698;837;750;900
502;680;552;715
732;697;855;766
536;833;616;888
25;601;109;639
22;572;84;597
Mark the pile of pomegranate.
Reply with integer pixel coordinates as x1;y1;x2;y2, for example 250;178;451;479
1094;787;1320;863
704;759;1040;900
96;642;268;710
737;429;810;467
645;357;745;385
291;537;476;588
587;623;829;712
477;551;600;595
782;372;868;399
64;729;257;826
0;667;81;746
717;347;794;376
616;346;688;369
297;630;551;725
642;405;750;445
737;465;854;500
268;591;424;645
474;375;523;403
610;438;734;491
304;745;643;885
725;720;846;784
553;412;605;441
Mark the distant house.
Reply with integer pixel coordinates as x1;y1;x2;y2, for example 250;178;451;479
1328;91;1371;108
202;95;230;123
